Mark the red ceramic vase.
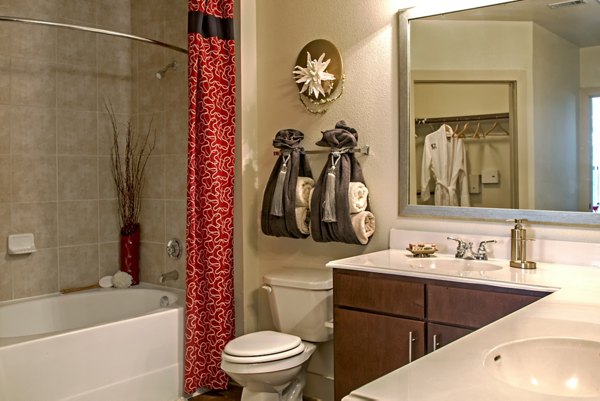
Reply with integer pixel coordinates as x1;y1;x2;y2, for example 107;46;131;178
120;223;140;285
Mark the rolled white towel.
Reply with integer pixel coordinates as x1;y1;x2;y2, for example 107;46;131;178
296;177;314;207
351;211;375;245
296;207;310;235
348;182;369;213
308;187;315;211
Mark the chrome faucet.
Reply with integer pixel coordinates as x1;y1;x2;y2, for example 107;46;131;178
159;270;179;284
447;237;497;260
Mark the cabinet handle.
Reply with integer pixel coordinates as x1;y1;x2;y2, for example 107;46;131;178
432;334;440;351
408;331;416;363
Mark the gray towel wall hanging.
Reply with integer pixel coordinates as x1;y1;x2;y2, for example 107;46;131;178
261;129;314;239
310;121;375;245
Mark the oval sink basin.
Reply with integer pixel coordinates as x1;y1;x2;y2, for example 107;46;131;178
484;337;600;397
407;258;502;272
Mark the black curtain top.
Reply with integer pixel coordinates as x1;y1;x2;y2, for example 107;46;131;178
188;11;234;40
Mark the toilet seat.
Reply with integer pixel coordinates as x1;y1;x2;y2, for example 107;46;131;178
222;331;305;364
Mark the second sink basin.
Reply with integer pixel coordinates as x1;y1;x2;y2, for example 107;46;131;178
407;257;502;272
484;337;600;397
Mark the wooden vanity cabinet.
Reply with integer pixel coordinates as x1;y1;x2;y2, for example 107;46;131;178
333;269;550;401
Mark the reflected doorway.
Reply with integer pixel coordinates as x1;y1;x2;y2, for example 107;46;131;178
592;96;600;210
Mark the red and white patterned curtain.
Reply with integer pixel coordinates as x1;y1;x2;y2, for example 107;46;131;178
185;0;235;393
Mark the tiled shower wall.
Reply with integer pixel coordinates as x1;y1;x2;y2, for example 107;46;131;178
0;1;187;301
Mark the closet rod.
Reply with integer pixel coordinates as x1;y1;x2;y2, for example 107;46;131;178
0;16;188;54
415;112;509;125
273;145;370;156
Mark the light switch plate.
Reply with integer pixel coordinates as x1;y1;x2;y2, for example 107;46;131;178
481;169;499;184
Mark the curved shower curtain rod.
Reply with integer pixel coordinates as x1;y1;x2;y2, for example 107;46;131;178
0;16;188;54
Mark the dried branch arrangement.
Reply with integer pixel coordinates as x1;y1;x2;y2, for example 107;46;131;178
107;104;156;235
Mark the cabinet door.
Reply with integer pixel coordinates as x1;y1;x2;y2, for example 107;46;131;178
334;307;425;401
427;322;473;352
427;284;545;329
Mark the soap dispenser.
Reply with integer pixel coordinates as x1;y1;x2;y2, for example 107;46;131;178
508;219;536;269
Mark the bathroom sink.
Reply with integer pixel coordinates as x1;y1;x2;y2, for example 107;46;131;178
407;258;502;272
484;337;600;397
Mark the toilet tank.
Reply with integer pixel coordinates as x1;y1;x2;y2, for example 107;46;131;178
263;268;333;342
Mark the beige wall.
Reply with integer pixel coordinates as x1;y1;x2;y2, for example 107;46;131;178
0;1;187;301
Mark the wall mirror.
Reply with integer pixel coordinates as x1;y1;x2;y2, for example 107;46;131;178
399;0;600;225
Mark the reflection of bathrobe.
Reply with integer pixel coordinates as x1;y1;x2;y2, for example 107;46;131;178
421;125;470;206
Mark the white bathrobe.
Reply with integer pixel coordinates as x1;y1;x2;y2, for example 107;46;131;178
421;125;470;206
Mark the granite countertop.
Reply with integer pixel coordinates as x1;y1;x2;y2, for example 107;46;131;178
327;250;600;401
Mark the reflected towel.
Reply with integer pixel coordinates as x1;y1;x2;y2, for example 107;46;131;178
296;207;310;235
351;211;375;245
348;182;369;213
296;177;314;208
308;187;315;211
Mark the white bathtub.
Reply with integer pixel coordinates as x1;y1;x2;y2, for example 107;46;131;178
0;286;184;401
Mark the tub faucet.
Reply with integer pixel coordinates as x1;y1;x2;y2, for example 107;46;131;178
447;237;497;260
159;270;179;284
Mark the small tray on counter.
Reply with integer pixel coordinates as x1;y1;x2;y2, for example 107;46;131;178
406;243;437;257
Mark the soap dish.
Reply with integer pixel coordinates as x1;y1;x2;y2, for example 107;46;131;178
406;243;437;257
7;233;37;255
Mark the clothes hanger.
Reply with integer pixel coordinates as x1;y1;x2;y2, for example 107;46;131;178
473;122;483;139
484;120;510;137
454;122;469;138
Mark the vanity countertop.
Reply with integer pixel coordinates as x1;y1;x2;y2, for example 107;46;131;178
328;249;600;401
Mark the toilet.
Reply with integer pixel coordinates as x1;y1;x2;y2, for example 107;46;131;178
221;268;333;401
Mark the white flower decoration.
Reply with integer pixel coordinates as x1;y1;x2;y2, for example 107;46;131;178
293;52;336;99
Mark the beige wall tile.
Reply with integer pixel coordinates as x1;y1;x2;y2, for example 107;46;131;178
99;242;119;277
10;59;57;107
139;241;164;284
11;248;58;299
0;156;9;202
97;36;133;77
0;203;9;253
136;111;164;156
165;200;186;242
164;107;188;155
137;71;163;113
58;156;98;200
165;155;187;199
0;24;11;57
97;111;132;156
0;56;8;105
140;199;165;243
143;155;165;199
97;75;132;116
57;110;98;155
59;27;96;65
11;156;57;202
0;106;9;153
57;0;97;24
58;200;98;245
98;156;117;199
56;64;97;111
0;253;11;301
96;0;131;32
98;199;120;242
10;106;57;155
59;244;98;289
10;24;57;62
8;0;58;20
11;202;58;249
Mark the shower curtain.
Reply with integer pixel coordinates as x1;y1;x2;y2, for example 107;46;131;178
185;0;235;393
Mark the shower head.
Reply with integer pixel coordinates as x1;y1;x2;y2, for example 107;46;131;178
155;61;178;80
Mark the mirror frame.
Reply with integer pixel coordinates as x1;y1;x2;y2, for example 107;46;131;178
397;5;600;226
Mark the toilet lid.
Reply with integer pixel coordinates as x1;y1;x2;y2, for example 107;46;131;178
222;331;305;364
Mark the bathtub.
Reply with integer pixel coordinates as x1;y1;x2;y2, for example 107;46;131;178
0;286;184;401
